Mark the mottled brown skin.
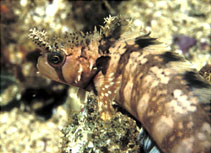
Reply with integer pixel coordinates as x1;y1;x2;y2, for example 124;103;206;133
29;16;211;153
108;42;211;153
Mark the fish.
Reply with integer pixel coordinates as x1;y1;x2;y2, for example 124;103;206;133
29;16;211;153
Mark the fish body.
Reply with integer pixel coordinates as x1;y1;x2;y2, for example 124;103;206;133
29;16;211;153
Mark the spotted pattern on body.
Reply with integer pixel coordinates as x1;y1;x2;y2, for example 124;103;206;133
29;16;211;153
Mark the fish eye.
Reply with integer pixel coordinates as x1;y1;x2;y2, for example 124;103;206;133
47;51;65;67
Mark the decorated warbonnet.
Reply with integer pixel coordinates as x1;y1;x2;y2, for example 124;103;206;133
29;16;211;153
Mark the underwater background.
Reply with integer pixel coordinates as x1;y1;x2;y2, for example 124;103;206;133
0;0;210;153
